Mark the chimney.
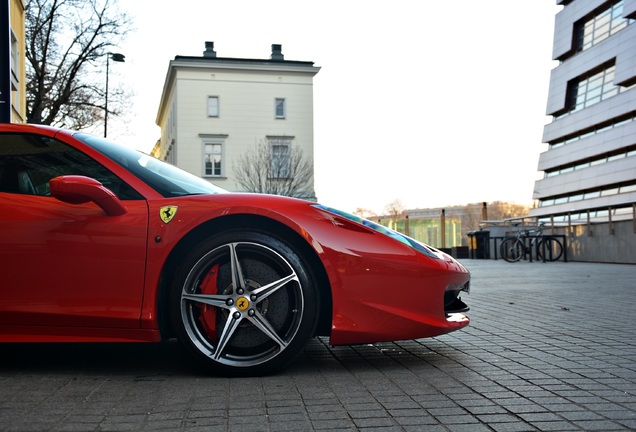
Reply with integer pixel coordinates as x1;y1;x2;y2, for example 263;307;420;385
270;44;284;61
203;41;217;58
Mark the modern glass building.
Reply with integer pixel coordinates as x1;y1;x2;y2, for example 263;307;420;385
530;0;636;223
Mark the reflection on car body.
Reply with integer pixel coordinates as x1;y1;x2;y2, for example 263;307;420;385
0;123;470;376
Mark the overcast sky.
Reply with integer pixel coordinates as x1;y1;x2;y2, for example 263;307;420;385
104;1;562;215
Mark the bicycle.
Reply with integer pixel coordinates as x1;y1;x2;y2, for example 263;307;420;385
500;223;563;263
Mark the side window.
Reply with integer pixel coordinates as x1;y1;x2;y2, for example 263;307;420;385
0;133;142;200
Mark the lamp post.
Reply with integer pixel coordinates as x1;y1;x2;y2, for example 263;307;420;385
104;52;125;137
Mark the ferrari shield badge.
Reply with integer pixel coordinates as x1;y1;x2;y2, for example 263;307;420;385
160;206;178;224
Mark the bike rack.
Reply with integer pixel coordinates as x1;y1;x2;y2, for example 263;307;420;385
492;235;568;262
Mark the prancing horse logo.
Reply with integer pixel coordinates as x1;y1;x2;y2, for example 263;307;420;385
236;297;249;311
160;206;178;224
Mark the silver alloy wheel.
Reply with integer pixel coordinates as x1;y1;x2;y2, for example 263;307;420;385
179;241;304;368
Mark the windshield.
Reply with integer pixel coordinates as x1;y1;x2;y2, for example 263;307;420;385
74;133;227;197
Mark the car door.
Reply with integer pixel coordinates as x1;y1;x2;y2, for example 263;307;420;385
0;132;149;330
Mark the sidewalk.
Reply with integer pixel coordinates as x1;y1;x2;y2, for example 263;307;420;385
0;259;634;431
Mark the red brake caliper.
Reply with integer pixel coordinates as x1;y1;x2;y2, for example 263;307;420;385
198;264;219;340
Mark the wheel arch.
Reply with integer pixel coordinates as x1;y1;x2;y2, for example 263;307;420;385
156;213;333;340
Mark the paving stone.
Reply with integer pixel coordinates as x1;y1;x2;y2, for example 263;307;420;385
0;261;634;431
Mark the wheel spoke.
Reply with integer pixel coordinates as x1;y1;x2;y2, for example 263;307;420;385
248;309;288;349
229;243;246;292
213;311;243;360
251;273;298;301
182;292;231;309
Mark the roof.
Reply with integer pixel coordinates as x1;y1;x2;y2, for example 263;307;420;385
173;55;315;68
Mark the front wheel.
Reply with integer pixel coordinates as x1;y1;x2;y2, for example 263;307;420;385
169;230;319;376
537;237;563;262
500;238;524;262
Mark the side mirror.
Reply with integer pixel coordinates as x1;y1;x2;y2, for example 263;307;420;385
50;175;127;216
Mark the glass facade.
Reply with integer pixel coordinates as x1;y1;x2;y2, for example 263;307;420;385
549;114;635;149
537;1;636;214
574;1;634;53
568;64;621;114
538;182;636;208
544;145;636;177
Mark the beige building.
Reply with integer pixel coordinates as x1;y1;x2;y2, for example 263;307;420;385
155;42;320;199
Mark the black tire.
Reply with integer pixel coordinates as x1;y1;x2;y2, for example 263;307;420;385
537;237;563;262
500;238;524;262
169;230;319;376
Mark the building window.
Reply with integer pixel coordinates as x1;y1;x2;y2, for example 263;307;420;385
10;31;20;113
538;181;636;208
567;64;623;113
275;98;286;119
168;138;177;165
549;113;636;147
10;32;19;83
207;96;219;117
574;1;634;53
203;142;223;176
544;145;636;178
269;138;291;178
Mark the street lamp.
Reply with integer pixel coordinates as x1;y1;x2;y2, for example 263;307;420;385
104;52;125;137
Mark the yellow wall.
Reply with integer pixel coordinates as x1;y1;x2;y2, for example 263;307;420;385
9;0;26;122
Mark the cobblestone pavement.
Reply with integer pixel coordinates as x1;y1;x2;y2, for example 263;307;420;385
0;260;635;431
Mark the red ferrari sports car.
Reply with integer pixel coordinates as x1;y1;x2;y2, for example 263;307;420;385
0;123;470;375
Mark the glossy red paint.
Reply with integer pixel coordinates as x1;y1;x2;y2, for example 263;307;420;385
0;124;469;369
50;175;128;216
264;204;471;344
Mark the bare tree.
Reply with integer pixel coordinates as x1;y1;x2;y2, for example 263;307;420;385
353;208;377;219
489;201;530;221
384;199;405;219
233;139;315;200
460;201;530;240
25;0;132;130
